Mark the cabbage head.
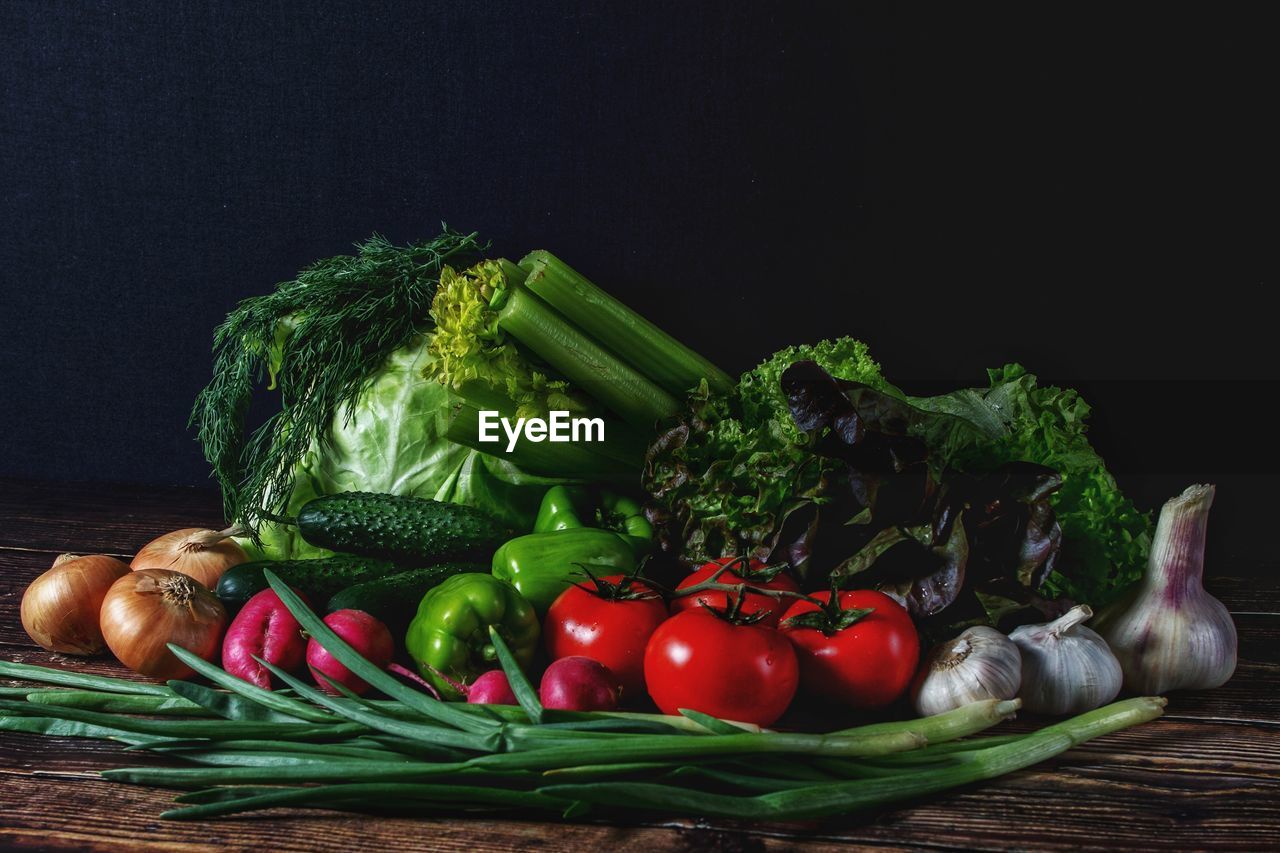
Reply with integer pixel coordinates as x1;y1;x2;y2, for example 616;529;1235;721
241;335;567;560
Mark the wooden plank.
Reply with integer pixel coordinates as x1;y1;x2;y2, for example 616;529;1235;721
0;478;226;557
1206;572;1280;616
2;477;1278;848
0;769;844;853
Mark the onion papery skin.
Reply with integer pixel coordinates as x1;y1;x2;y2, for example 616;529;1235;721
131;527;248;588
21;555;131;654
100;569;228;680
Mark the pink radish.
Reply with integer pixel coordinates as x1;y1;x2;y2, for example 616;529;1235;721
467;670;518;705
306;609;394;696
221;589;308;689
539;656;622;711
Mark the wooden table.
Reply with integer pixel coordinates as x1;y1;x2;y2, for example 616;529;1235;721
2;477;1277;850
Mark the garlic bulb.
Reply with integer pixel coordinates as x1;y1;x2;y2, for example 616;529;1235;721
1009;605;1121;715
1095;484;1237;694
912;626;1022;716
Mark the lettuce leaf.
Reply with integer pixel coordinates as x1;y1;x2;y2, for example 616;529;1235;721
645;338;1151;610
739;337;895;435
911;365;1151;605
644;338;892;570
425;261;590;420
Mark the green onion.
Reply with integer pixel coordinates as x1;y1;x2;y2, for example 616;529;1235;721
540;761;678;780
0;660;175;696
24;690;208;716
465;728;927;773
166;679;310;724
141;739;406;761
0;699;365;741
0;712;168;745
166;645;335;723
831;698;1021;744
255;656;500;753
153;750;392;769
668;765;820;794
161;782;568;821
173;786;284;805
538;697;1167;819
487;627;543;725
447;703;763;734
678;708;758;735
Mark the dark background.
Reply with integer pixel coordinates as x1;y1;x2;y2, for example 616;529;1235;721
1;2;1273;515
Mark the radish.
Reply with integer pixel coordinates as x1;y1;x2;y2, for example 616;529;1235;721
539;656;622;711
307;609;394;696
222;589;308;689
467;670;518;705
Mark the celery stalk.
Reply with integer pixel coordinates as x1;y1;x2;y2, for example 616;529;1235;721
492;284;679;429
520;251;734;397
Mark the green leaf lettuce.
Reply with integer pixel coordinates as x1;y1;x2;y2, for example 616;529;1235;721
646;338;1152;608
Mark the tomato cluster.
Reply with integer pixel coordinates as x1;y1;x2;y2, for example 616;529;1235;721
542;558;922;726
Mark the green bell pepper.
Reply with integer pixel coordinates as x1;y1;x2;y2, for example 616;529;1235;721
491;527;637;614
533;485;654;556
405;573;540;701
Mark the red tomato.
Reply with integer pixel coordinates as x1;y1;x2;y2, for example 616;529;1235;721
779;590;920;710
671;557;800;628
545;575;668;700
643;609;799;726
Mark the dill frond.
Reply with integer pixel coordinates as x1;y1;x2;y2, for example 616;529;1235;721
189;227;485;532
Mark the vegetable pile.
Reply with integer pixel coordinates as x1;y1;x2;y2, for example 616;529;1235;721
4;227;1240;826
1;573;1168;821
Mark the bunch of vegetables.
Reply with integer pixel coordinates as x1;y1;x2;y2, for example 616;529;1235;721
188;232;732;560
3;571;1170;822
6;228;1243;825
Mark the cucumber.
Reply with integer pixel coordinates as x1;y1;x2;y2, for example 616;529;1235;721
326;563;486;632
296;492;514;564
215;557;399;613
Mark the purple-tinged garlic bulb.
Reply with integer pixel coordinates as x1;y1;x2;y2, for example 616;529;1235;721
1095;485;1237;694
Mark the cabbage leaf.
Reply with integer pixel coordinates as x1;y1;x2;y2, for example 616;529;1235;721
242;336;567;560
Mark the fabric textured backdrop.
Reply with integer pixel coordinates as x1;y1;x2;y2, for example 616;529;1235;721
1;3;1272;496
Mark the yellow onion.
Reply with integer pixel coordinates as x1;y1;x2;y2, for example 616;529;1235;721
100;569;228;679
21;554;131;654
131;526;247;588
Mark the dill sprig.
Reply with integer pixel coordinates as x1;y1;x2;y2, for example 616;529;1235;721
190;228;486;531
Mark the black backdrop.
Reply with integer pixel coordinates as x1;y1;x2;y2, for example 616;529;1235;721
2;2;1273;507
